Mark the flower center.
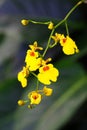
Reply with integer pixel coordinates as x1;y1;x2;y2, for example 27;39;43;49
43;66;49;71
63;38;67;43
22;70;26;76
30;51;35;56
32;94;38;100
22;69;29;76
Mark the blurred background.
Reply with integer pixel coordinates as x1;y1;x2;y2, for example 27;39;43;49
0;0;87;130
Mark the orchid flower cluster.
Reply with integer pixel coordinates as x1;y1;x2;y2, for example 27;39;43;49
17;41;59;108
17;1;84;109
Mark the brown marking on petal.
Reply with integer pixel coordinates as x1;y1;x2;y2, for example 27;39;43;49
32;94;38;100
22;71;25;76
43;66;49;71
22;69;29;77
30;51;35;56
63;38;67;43
26;69;29;76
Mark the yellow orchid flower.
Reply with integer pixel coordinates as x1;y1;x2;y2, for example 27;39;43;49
28;91;42;105
51;33;62;43
60;36;79;55
17;66;29;87
25;49;42;71
38;64;59;85
29;41;43;51
43;86;53;96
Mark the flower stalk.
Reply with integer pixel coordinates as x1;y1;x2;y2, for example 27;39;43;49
17;1;83;109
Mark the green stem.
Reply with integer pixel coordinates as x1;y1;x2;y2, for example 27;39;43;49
24;100;29;103
36;80;39;91
30;72;37;78
65;20;69;36
64;1;83;21
55;1;83;29
42;28;55;57
54;19;65;30
34;1;83;58
49;42;57;48
29;20;50;25
42;0;83;56
30;72;39;90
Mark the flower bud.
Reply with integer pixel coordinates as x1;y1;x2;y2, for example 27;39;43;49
48;22;54;30
18;100;25;106
21;19;29;25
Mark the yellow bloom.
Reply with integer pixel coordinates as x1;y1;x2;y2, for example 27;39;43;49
38;64;59;85
29;41;43;51
48;22;54;30
28;58;42;71
43;86;53;96
60;36;79;55
51;33;62;43
41;58;52;66
17;66;29;87
28;91;41;105
25;50;42;71
21;19;29;25
25;50;38;59
25;42;43;71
